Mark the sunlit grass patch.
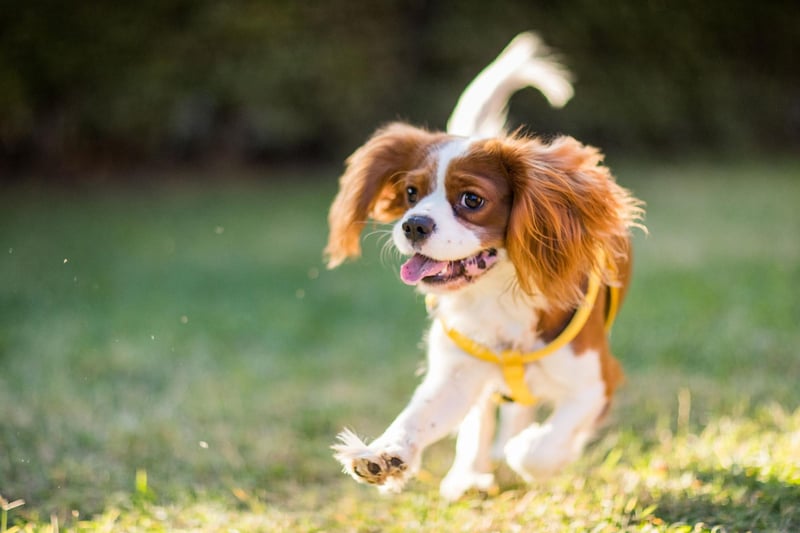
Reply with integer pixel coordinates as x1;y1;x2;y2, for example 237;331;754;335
1;159;799;531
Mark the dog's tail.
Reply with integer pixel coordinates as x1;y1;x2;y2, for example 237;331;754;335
447;32;573;138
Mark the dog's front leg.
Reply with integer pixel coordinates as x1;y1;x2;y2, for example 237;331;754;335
439;390;498;500
333;335;493;492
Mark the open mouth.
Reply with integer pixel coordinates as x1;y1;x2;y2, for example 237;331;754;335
399;248;498;288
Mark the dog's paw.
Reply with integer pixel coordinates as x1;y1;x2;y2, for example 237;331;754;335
331;429;409;491
439;468;497;501
504;424;574;483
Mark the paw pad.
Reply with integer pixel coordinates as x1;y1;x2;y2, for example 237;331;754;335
331;429;408;488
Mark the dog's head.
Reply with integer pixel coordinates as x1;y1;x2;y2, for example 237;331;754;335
325;123;643;308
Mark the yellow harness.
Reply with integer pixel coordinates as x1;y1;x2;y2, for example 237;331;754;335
426;276;619;405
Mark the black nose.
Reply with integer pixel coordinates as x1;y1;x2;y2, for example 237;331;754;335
402;215;435;244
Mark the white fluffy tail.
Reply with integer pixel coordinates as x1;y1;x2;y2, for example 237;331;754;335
447;32;574;138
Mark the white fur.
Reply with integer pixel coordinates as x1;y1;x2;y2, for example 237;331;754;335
447;32;574;138
333;249;609;498
333;33;607;500
439;388;498;500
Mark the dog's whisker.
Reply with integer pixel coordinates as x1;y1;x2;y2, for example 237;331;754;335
379;238;401;268
361;226;402;269
363;227;393;243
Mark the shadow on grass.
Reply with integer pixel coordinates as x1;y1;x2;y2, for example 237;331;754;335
648;467;800;531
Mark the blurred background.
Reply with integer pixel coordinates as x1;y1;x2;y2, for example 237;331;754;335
0;0;800;533
1;2;800;530
1;0;798;177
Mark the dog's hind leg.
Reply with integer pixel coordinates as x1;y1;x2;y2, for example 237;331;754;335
503;381;607;482
491;400;536;462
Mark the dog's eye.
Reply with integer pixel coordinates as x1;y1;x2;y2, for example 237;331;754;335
460;192;484;210
407;186;419;204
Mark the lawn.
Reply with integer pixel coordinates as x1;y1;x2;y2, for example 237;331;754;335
1;159;799;532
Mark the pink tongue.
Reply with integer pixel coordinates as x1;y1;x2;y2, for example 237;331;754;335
400;254;448;285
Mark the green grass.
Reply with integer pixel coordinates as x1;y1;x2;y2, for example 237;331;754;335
1;159;798;532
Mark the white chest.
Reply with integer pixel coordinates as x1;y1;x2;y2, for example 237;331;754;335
430;261;545;353
426;260;603;403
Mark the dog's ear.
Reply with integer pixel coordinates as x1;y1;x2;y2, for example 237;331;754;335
495;135;644;307
325;122;443;268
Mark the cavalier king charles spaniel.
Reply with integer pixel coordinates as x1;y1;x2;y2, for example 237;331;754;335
325;33;645;500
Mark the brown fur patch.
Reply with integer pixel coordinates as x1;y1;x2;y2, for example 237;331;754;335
488;134;642;308
538;251;632;399
445;144;513;249
325;123;447;267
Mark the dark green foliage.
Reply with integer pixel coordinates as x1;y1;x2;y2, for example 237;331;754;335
0;0;798;171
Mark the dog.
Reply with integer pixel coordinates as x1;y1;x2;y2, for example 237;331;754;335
325;32;645;500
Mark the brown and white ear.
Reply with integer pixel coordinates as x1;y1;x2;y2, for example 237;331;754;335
497;135;644;307
325;123;443;268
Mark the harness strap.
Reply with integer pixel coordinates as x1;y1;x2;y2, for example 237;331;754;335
605;282;620;333
428;274;620;405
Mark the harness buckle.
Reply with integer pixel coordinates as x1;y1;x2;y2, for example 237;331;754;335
499;350;538;405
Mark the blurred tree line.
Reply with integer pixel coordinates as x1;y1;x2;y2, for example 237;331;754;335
0;0;797;175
